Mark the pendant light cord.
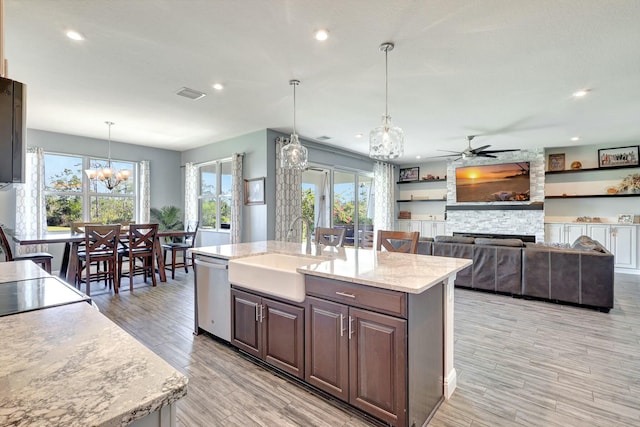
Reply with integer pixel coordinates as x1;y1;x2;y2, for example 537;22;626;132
290;79;299;136
385;47;389;117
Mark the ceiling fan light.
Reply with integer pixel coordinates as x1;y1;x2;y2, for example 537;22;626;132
369;115;404;159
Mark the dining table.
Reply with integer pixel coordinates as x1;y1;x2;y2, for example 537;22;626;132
12;229;196;285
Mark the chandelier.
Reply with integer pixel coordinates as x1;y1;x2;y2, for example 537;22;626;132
369;42;404;160
280;79;308;169
84;121;131;190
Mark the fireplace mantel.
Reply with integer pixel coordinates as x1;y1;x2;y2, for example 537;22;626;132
446;203;544;211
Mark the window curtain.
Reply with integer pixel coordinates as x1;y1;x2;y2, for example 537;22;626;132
230;153;244;244
373;161;395;234
138;160;150;223
275;137;302;241
15;147;48;254
184;162;198;226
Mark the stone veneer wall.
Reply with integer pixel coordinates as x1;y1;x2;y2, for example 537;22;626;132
446;148;545;242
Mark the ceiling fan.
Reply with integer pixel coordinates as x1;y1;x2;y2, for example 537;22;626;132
435;135;520;159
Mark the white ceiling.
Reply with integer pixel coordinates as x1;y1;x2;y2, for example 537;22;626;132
4;0;640;163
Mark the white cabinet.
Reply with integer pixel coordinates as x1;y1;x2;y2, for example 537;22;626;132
587;224;611;250
544;223;585;244
565;224;587;244
610;225;638;269
397;219;447;238
545;223;564;243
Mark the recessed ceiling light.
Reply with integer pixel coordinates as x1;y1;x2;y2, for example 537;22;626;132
571;136;580;141
212;83;224;91
314;30;329;41
416;155;421;159
66;30;85;41
572;89;590;98
355;133;363;138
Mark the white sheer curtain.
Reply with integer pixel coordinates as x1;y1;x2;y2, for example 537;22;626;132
275;137;302;241
373;161;395;234
230;153;244;244
15;147;48;254
184;162;198;226
138;160;151;223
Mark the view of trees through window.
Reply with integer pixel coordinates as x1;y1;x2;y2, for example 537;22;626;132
44;153;136;230
199;160;232;230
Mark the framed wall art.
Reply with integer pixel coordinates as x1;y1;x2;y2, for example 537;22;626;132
244;177;265;205
598;146;639;168
399;167;419;182
548;153;565;171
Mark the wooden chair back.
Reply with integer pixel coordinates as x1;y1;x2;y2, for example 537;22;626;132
127;223;158;254
0;226;15;261
360;231;375;248
71;222;101;234
376;230;420;254
315;227;346;247
84;225;121;260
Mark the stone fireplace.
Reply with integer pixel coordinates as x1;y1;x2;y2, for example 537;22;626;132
445;149;545;242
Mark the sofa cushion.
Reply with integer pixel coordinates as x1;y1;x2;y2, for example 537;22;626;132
434;235;475;244
474;237;524;247
571;235;607;253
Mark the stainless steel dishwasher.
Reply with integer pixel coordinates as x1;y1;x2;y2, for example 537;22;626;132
194;255;230;341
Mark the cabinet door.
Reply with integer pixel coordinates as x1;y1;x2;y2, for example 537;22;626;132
409;220;421;233
433;221;447;237
565;224;586;244
611;225;638;268
230;289;261;358
305;296;349;401
587;224;611;251
263;298;305;379
349;307;407;427
396;220;411;232
420;221;434;239
545;223;563;243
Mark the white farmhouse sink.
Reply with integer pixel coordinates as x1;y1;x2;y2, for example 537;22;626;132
228;253;322;302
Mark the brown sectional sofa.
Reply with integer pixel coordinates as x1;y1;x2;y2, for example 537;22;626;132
415;235;614;311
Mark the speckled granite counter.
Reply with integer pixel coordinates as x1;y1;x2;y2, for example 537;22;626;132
189;241;471;293
0;263;188;427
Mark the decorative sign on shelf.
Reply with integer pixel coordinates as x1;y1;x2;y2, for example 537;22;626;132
399;167;419;182
598;145;639;168
548;153;565;171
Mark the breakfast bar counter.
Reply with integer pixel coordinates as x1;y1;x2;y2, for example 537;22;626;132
0;262;188;427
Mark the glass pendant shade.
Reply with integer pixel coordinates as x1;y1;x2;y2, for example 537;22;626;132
369;115;404;159
281;134;309;169
369;42;404;160
280;79;308;170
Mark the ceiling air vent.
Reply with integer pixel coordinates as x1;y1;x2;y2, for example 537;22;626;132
316;135;331;141
176;87;207;100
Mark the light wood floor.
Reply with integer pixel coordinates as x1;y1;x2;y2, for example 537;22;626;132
92;272;640;427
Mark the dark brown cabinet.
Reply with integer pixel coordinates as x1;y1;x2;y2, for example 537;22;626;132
231;288;304;378
305;279;407;427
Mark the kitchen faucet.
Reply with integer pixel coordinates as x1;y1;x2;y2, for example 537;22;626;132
286;215;312;254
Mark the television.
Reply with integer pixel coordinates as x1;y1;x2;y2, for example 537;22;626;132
455;162;530;202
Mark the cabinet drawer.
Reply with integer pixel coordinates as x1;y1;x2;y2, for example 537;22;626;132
306;276;407;318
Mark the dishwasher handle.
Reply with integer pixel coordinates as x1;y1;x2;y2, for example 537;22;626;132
194;258;229;270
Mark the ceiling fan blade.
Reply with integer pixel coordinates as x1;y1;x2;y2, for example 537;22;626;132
470;144;491;153
476;153;497;158
436;149;463;154
480;149;521;154
430;153;461;158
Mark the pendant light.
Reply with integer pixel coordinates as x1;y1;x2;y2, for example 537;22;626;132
280;79;308;169
369;42;404;159
84;121;131;190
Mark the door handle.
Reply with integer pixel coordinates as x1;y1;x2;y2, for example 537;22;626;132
255;304;259;322
348;315;354;340
340;313;346;337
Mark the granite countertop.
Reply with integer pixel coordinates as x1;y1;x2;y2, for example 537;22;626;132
0;302;188;427
190;241;471;294
0;260;51;282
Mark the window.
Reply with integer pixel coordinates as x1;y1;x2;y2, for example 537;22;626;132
44;152;136;231
198;159;232;231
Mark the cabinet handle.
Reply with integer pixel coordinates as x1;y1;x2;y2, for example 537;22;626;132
255;304;260;322
259;304;264;322
340;313;345;337
336;291;356;298
348;315;354;340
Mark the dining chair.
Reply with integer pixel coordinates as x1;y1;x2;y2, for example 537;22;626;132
76;224;121;296
162;221;199;279
376;230;420;254
119;223;159;291
360;230;375;248
315;227;346;247
72;221;105;283
0;226;53;273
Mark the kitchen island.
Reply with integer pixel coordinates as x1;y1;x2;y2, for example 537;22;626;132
0;261;188;427
190;241;471;427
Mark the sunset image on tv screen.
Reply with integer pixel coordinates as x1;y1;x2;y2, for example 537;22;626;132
455;162;530;202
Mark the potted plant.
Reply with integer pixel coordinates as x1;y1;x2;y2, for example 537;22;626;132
150;206;184;243
617;173;640;194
